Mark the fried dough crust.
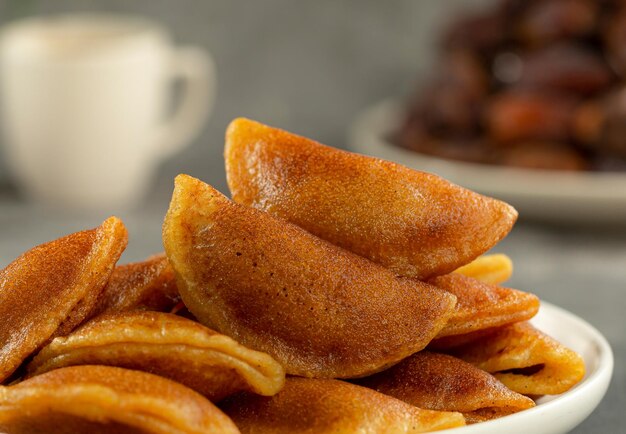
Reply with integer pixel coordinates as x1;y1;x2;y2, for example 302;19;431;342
163;175;456;378
222;377;465;433
357;351;534;423
28;311;285;402
451;322;585;395
0;365;239;433
0;217;127;382
225;118;517;280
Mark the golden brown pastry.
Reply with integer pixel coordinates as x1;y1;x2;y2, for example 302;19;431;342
356;351;535;424
221;377;465;433
93;253;179;316
0;217;127;383
428;327;502;352
450;321;586;395
162;174;457;378
431;273;539;338
0;365;239;434
27;311;285;402
225;118;517;280
453;253;513;285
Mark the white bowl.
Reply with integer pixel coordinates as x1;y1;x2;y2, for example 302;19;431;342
349;100;626;223
436;301;613;434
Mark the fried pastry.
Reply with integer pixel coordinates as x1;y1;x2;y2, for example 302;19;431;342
450;321;586;395
431;274;539;338
27;311;285;402
428;327;503;352
221;377;465;433
0;365;239;434
93;253;179;316
0;217;127;383
225;118;517;280
162;174;457;378
356;351;534;424
454;253;513;285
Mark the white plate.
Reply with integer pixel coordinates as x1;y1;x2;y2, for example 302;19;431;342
436;301;613;434
348;100;626;223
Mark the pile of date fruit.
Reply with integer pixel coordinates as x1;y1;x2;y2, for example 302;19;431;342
397;0;626;172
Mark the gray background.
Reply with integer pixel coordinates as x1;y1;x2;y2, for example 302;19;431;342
0;0;492;194
0;1;624;433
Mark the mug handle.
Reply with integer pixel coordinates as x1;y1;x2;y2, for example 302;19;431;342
155;46;215;159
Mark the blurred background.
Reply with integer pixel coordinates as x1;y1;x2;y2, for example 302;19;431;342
1;0;490;200
0;0;500;258
0;1;624;432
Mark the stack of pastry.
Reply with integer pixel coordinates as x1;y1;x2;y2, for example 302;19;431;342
0;119;585;433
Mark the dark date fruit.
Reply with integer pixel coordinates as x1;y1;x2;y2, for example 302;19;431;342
516;0;598;46
516;44;613;95
443;9;508;53
409;51;488;135
484;92;576;143
397;0;626;172
604;8;626;77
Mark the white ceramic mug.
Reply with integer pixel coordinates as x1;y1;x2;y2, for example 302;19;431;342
0;13;215;209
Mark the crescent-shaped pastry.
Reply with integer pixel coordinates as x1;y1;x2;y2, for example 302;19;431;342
0;365;239;434
221;377;465;433
93;253;179;316
356;351;535;424
225;118;517;280
450;321;586;395
162;175;457;378
431;274;539;338
0;216;127;383
27;311;286;402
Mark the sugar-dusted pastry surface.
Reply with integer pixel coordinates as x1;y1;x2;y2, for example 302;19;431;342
431;274;539;338
0;365;239;434
27;311;285;402
225;118;517;280
0;216;127;382
451;322;586;395
162;175;457;379
357;351;534;424
93;253;179;316
222;377;465;433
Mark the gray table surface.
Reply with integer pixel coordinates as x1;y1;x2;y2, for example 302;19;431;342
0;182;624;433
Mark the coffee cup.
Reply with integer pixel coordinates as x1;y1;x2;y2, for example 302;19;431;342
0;13;215;209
